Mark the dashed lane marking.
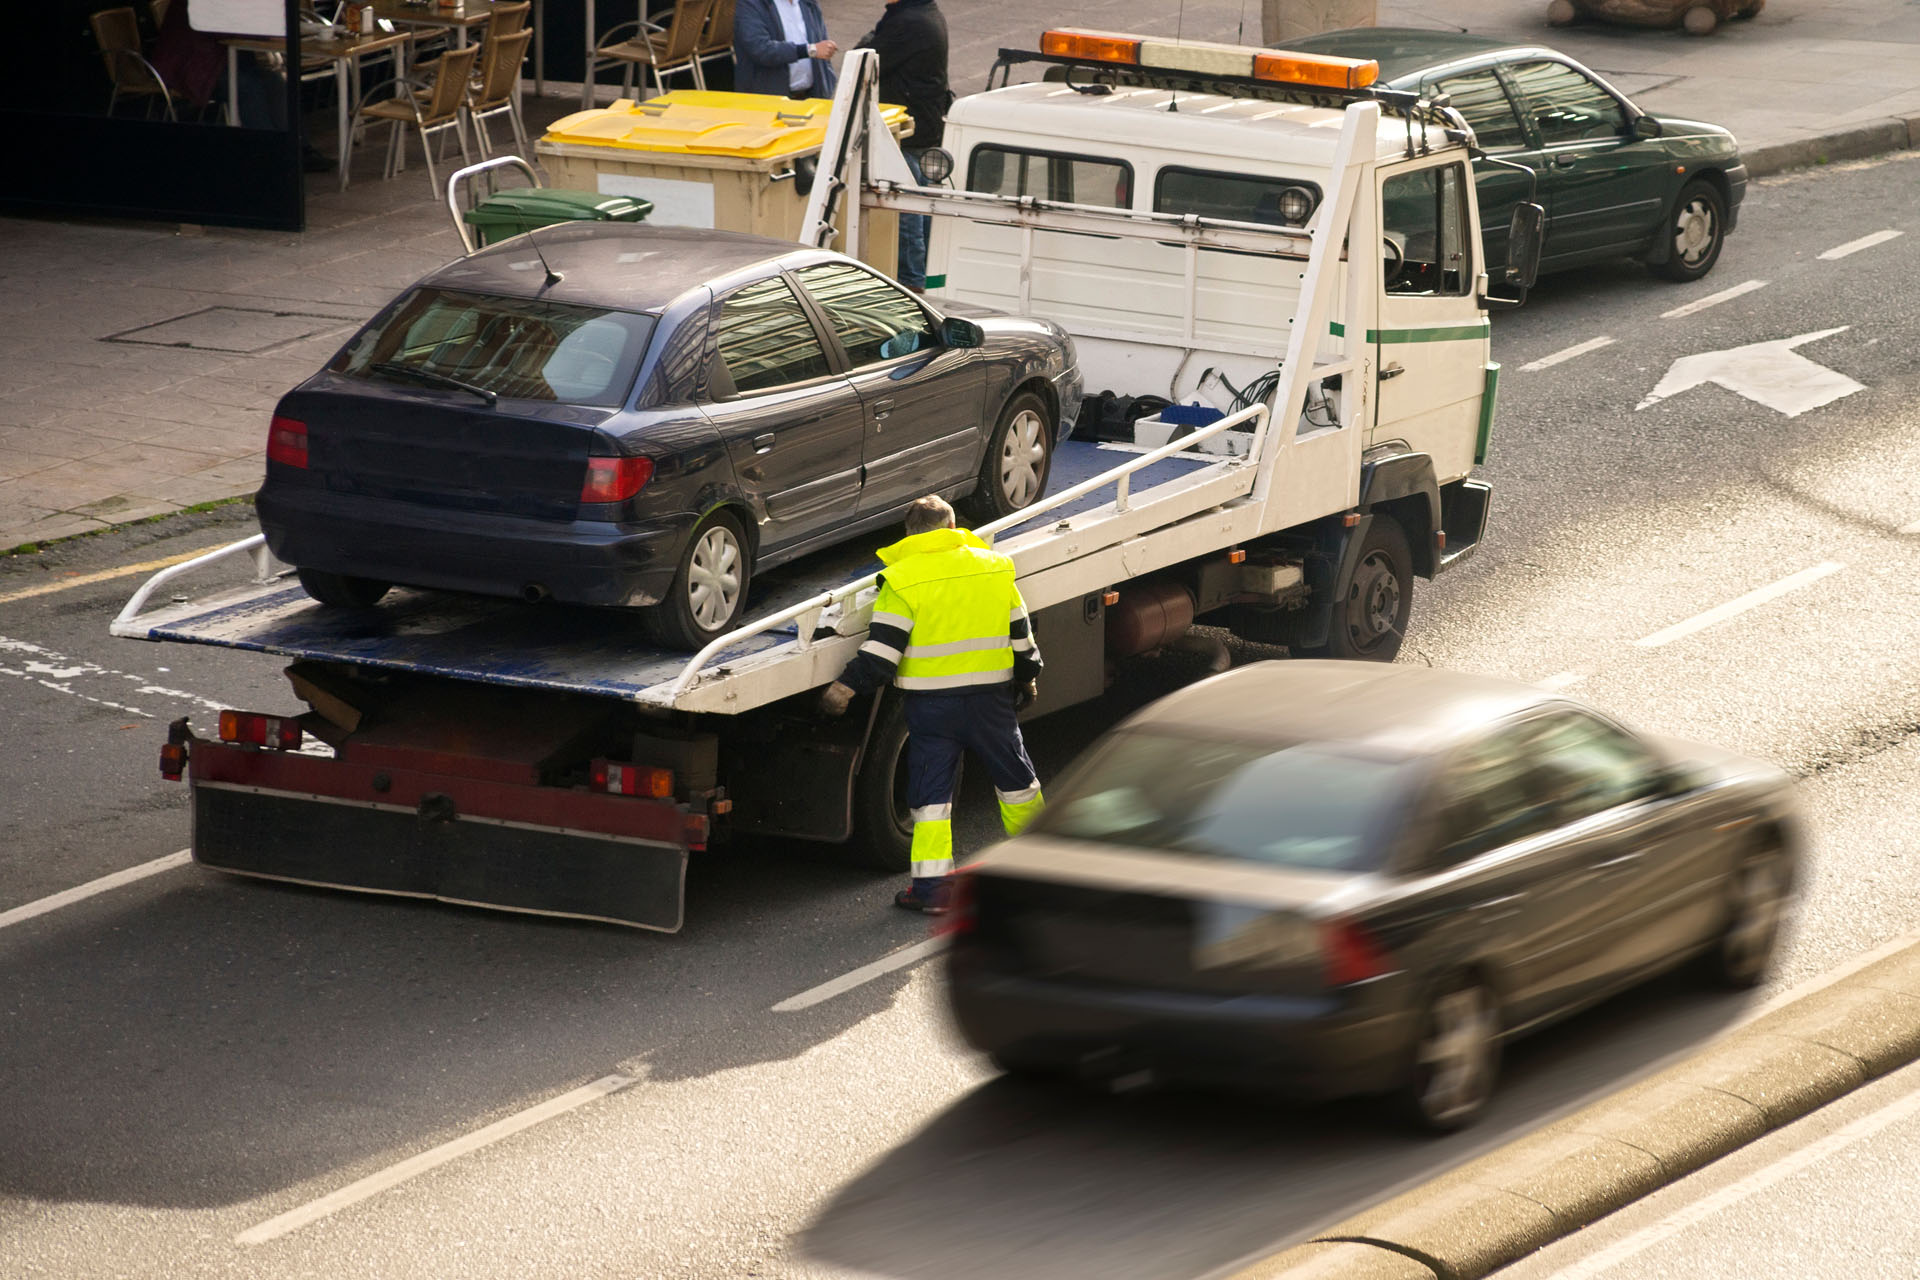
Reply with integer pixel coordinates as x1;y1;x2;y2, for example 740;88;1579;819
0;850;191;932
1519;336;1615;373
1660;279;1767;320
1633;561;1844;650
1818;229;1904;261
772;937;947;1013
236;1071;642;1245
0;544;234;607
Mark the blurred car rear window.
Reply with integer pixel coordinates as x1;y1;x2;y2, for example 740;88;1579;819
1030;731;1413;871
332;289;656;407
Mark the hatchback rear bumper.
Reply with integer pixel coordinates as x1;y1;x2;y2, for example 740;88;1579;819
259;488;691;608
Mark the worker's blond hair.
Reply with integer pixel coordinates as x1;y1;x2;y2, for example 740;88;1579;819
904;495;957;536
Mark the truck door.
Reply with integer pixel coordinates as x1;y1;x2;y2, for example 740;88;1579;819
1371;157;1486;482
788;261;986;516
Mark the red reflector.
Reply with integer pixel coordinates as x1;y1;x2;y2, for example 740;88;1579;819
581;455;653;504
1435;530;1447;549
267;415;308;469
591;759;674;798
1322;918;1388;986
159;742;187;780
934;866;979;938
218;710;302;750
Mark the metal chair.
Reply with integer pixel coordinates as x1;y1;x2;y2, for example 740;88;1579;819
593;0;714;101
691;0;734;87
468;28;533;157
345;42;479;192
90;6;181;121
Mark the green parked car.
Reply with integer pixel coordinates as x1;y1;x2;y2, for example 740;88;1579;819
1282;28;1747;284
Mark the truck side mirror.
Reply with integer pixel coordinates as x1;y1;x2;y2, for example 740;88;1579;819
1505;202;1544;291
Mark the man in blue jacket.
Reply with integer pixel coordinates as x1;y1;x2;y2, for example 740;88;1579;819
733;0;839;98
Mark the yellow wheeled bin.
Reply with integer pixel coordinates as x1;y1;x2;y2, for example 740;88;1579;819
538;91;911;275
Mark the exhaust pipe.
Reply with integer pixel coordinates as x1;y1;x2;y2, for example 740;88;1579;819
521;583;551;603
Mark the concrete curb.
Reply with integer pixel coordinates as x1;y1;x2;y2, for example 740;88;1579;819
1742;115;1920;178
1227;938;1920;1280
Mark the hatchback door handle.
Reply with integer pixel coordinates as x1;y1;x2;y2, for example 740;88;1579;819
752;433;775;454
1551;154;1579;169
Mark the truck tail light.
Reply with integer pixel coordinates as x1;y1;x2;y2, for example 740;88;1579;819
218;710;303;750
580;456;653;504
1322;918;1388;986
267;416;308;469
159;741;188;780
591;759;674;799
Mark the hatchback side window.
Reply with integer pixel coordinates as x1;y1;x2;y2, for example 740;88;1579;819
1428;69;1529;153
713;277;833;394
1529;709;1662;823
1380;162;1472;297
793;262;937;367
1505;60;1627;145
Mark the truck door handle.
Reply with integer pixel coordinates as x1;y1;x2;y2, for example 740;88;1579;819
1379;363;1405;380
752;433;776;454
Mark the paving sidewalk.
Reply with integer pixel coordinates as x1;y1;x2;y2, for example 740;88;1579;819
3;0;1917;555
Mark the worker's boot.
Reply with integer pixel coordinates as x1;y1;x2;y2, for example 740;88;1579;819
894;877;951;914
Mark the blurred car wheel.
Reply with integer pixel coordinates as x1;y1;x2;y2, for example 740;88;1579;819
1404;977;1501;1132
296;568;391;608
1712;845;1791;988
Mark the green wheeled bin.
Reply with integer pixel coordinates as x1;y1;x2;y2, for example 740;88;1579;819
461;187;653;247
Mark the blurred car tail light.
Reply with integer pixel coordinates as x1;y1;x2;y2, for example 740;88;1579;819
1321;918;1388;986
267;416;308;469
935;865;979;937
218;710;303;751
590;758;674;799
580;456;653;504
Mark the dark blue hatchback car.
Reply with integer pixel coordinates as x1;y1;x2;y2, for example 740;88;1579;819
257;224;1082;648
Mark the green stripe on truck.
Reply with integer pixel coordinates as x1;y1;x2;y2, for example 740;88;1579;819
1477;361;1500;465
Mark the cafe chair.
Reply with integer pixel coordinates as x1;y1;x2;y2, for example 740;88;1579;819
485;0;532;37
691;0;734;87
468;28;532;158
344;42;478;193
593;0;714;101
91;6;183;121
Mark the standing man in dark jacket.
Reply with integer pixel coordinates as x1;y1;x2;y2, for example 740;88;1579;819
733;0;839;98
855;0;950;291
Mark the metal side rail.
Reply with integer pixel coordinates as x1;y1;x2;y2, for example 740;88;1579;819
657;403;1270;712
109;535;283;639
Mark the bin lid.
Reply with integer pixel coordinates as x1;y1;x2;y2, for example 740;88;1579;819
542;91;909;160
463;188;652;224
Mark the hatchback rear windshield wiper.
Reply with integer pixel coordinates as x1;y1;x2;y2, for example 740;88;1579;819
370;361;498;406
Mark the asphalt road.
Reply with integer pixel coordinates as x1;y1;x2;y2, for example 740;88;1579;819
3;151;1918;1279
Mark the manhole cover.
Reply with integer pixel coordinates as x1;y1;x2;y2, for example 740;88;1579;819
105;306;362;354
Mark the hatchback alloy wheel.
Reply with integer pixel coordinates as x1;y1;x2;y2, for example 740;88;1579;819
1674;197;1717;269
686;522;744;630
1409;981;1499;1131
999;407;1048;509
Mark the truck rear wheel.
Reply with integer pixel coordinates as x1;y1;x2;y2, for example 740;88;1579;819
847;693;914;872
1306;517;1411;662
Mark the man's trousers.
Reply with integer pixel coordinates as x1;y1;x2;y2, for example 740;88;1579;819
903;687;1044;878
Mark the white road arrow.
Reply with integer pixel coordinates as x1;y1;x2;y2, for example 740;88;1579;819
1636;326;1864;418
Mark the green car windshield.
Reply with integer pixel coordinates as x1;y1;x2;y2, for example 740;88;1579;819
332;288;655;407
1028;731;1412;871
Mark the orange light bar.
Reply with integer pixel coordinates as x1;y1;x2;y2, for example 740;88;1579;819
1040;28;1144;65
1253;51;1379;90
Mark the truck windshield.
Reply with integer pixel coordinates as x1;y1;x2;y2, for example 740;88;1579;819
1029;730;1412;871
331;288;655;407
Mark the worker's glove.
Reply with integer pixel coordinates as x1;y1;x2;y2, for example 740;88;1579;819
818;681;856;717
1013;679;1038;712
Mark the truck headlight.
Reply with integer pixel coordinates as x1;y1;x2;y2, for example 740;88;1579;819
917;147;954;184
1279;186;1316;225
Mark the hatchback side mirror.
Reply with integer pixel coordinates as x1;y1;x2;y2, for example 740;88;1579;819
1632;114;1663;140
942;316;984;348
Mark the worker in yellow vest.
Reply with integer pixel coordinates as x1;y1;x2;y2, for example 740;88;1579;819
820;495;1045;912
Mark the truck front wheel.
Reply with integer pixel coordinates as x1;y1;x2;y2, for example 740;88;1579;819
1309;517;1412;662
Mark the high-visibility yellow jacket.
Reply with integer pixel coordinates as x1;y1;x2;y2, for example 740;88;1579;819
837;527;1043;694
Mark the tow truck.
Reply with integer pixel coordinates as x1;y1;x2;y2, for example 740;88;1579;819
111;30;1542;930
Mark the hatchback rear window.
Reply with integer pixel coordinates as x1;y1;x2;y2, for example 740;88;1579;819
332;289;655;407
1029;731;1412;871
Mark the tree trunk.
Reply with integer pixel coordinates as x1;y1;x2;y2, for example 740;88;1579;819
1262;0;1378;46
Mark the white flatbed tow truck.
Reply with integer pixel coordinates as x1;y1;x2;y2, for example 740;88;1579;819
111;31;1539;929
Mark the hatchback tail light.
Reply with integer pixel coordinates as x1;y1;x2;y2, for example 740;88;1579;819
581;456;653;504
267;415;308;468
218;710;303;751
1321;917;1389;987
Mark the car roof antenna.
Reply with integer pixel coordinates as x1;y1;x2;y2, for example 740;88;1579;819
527;228;564;289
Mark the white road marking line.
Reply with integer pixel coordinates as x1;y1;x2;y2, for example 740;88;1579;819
1633;561;1844;649
1900;519;1920;535
0;634;226;718
1634;327;1862;419
1520;336;1615;373
1660;279;1767;320
0;850;191;932
0;544;235;607
236;1071;641;1246
772;936;947;1013
1535;671;1588;691
1818;229;1903;261
1547;1082;1920;1279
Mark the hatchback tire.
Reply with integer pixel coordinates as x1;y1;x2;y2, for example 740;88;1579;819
1402;977;1501;1133
297;568;391;608
1654;178;1727;282
1709;845;1790;988
644;510;751;651
964;391;1053;523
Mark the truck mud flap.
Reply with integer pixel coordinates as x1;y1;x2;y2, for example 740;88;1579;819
193;784;687;931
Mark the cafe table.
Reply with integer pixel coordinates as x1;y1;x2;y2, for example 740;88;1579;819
220;27;411;164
